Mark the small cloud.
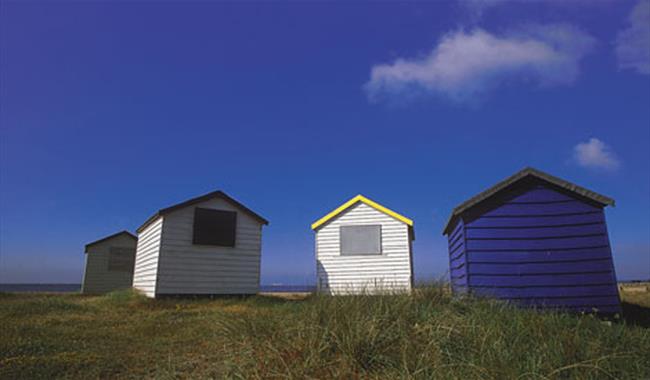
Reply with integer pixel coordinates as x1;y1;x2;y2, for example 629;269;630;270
364;24;595;104
572;138;621;171
616;0;650;75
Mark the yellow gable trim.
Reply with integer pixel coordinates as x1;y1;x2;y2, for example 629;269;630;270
311;195;414;230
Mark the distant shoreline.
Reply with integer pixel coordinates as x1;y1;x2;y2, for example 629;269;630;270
0;284;317;293
2;282;648;294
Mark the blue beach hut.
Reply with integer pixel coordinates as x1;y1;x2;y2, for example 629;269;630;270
442;167;621;313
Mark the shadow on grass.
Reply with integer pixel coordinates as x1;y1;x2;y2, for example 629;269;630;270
621;302;650;328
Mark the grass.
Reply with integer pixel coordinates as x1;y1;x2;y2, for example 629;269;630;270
1;286;649;379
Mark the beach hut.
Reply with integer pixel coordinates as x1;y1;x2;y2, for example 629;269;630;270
442;167;621;313
132;190;268;298
82;231;137;294
312;195;414;295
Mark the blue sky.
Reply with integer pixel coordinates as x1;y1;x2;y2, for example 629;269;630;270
1;1;649;284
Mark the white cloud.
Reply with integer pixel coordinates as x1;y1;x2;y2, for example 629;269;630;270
364;24;595;103
573;138;620;171
616;0;650;75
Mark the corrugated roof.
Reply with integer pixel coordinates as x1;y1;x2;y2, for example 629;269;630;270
442;167;615;235
311;194;413;230
136;190;269;233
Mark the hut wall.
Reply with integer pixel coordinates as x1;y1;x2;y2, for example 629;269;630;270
133;217;164;298
155;198;263;295
459;184;621;313
447;218;468;294
82;234;136;294
316;202;412;295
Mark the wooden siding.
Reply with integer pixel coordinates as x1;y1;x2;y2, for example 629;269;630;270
448;219;468;293
155;198;263;295
82;234;136;294
133;217;163;298
316;202;412;295
455;184;621;313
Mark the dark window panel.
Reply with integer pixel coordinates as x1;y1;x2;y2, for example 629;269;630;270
193;208;237;247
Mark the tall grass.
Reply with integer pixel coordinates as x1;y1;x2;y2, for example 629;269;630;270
214;287;649;378
1;286;648;379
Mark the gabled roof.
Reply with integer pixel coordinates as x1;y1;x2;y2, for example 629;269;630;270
137;190;269;233
311;194;413;230
442;167;615;235
85;230;136;252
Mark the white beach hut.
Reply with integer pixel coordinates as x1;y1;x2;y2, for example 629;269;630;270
132;190;268;298
82;231;137;294
312;195;414;295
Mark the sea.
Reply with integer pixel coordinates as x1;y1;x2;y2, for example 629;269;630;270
0;284;316;293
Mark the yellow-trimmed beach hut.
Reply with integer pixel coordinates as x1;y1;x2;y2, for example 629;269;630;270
312;195;414;295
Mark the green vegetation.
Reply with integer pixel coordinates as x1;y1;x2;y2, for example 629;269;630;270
1;286;648;379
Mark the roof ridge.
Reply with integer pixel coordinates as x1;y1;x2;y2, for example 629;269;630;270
84;230;136;252
311;194;413;230
442;167;615;235
136;190;268;233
